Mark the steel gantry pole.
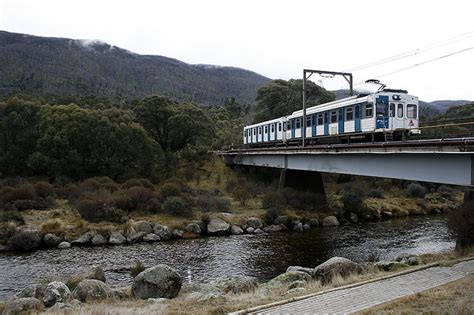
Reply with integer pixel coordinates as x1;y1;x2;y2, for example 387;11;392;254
301;69;353;147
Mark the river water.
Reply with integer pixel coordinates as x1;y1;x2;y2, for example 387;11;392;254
0;216;455;299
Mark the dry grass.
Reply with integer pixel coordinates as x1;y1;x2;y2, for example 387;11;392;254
357;274;474;315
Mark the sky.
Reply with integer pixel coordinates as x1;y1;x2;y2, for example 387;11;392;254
0;0;473;101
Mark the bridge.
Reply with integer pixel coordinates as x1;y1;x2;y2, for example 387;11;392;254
220;138;474;198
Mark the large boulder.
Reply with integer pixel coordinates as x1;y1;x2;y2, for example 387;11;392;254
321;216;340;227
267;271;312;288
72;279;113;302
185;222;202;235
91;234;108;246
143;233;160;242
313;257;363;284
286;266;315;278
15;282;70;308
2;297;43;314
109;232;126;245
207;218;230;236
71;231;95;246
246;217;263;229
46;281;71;303
134;221;153;234
153;224;172;240
127;231;147;244
43;233;62;247
132;265;182;299
230;225;244;235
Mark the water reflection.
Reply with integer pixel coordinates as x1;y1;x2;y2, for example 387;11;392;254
0;216;454;299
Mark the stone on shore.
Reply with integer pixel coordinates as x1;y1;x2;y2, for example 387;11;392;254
46;281;71;303
246;217;263;229
230;225;244;235
7;229;42;251
143;233;161;242
3;297;43;314
109;232;126;245
303;223;311;231
313;257;362;284
254;228;264;234
132;265;182;299
286;266;315;278
153;224;172;240
172;229;183;239
185;223;202;235
246;227;255;234
348;212;359;223
58;241;71;249
71;231;95;246
207;218;230;235
134;221;153;234
127;231;147;244
322;216;340;227
374;260;408;271
209;276;258;294
263;225;282;233
43;233;62;247
91;234;108;246
267;271;312;288
72;279;113;302
308;218;320;227
293;222;303;232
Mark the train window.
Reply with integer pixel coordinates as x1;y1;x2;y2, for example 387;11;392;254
389;103;395;117
295;118;301;129
365;104;373;118
253;128;256;135
278;123;282;131
259;127;262;134
397;104;403;118
407;104;417;118
306;116;311;127
338;109;343;121
271;124;275;133
331;111;337;123
355;106;360;119
287;121;291;130
346;107;353;121
264;126;268;133
317;113;323;125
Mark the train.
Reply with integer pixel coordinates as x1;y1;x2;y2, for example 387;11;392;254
243;80;420;146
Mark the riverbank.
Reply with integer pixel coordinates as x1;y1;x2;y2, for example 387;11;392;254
1;250;471;315
0;157;464;253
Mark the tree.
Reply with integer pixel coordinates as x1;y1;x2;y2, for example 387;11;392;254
253;79;335;123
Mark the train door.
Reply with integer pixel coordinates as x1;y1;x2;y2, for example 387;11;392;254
376;96;389;129
312;114;317;137
338;108;344;134
392;102;405;129
354;105;361;132
324;112;329;136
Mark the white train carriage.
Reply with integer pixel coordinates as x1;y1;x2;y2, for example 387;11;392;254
243;87;419;145
243;117;286;145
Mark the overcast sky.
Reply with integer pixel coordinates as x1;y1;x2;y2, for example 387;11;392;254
1;0;472;101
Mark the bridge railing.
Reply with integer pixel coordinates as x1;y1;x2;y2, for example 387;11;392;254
412;119;474;140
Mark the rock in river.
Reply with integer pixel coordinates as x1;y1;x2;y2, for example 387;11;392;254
321;216;340;227
207;218;230;235
132;265;182;299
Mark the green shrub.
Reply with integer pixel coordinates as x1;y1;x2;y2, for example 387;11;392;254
195;193;230;212
1;183;54;211
342;191;364;213
7;230;41;251
405;183;427;198
113;187;156;212
264;207;282;225
367;187;384;198
437;185;453;199
159;183;181;199
0;211;24;224
121;178;154;189
261;192;286;210
76;200;127;223
34;181;55;199
162;196;192;217
1;184;36;204
131;261;146;278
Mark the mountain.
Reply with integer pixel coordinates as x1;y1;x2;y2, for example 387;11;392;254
0;31;270;105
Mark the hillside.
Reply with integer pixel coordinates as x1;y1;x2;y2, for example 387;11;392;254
0;31;270;105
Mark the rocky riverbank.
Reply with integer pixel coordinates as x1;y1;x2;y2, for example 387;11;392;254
0;252;440;315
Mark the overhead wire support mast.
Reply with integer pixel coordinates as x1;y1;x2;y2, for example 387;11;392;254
302;69;353;147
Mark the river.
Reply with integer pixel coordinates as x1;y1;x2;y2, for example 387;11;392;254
0;215;455;299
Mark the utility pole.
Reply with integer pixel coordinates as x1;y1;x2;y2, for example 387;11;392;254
302;69;353;147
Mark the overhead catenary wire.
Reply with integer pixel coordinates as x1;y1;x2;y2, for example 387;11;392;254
344;31;472;72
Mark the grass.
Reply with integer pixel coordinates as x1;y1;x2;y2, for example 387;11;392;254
356;274;474;315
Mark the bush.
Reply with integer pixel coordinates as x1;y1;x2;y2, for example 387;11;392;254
281;188;324;211
121;178;154;189
367;187;384;198
437;185;453;199
7;230;41;251
1;184;36;204
34;181;55;199
41;219;64;235
405;183;427;198
342;191;364;213
264;207;282;225
131;261;146;278
195;193;230;212
77;202;127;223
0;211;24;224
448;200;474;250
113;186;157;212
162;196;192;217
261;192;286;210
159;183;181;199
